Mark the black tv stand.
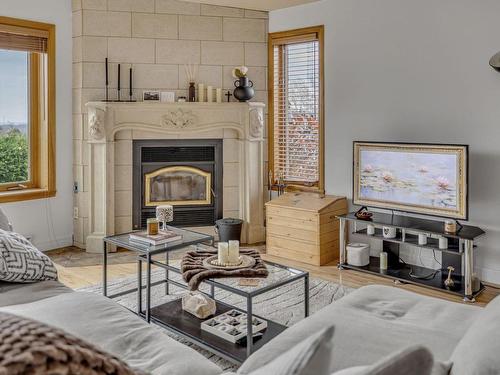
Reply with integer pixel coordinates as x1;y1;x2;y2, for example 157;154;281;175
337;211;485;302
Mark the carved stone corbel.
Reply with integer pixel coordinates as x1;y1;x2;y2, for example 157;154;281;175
88;107;106;141
249;108;264;139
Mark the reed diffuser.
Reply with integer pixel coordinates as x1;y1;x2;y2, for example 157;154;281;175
184;64;197;102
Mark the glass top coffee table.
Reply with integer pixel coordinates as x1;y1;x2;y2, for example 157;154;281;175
103;227;309;364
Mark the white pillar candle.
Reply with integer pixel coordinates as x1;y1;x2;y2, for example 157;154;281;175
439;237;448;249
418;233;427;245
367;224;375;236
379;252;388;270
206;85;213;102
228;240;240;264
218;242;229;264
198;83;205;102
216;88;222;103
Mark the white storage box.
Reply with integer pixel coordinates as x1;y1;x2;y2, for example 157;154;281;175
346;243;370;267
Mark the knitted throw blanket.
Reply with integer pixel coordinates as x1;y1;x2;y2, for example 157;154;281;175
181;248;269;291
0;312;146;375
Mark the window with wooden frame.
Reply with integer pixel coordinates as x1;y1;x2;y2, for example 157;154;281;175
0;16;56;203
268;25;324;193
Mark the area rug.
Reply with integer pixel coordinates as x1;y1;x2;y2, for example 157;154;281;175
78;267;353;371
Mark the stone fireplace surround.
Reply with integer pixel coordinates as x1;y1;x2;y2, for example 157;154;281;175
85;101;265;253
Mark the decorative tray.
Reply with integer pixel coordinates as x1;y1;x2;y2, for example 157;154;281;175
202;255;256;270
201;309;267;344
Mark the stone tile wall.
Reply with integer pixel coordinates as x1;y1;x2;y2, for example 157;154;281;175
72;0;268;247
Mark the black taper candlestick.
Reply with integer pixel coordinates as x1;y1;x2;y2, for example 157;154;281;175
129;67;133;101
105;58;109;101
117;63;121;101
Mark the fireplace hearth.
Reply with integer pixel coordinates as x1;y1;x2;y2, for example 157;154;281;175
133;140;223;229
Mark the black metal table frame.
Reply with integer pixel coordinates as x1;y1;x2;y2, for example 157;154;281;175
102;237;310;361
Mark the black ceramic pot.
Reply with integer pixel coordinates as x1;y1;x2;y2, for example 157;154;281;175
233;76;254;102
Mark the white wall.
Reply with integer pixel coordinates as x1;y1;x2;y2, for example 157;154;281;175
0;0;73;250
270;0;500;284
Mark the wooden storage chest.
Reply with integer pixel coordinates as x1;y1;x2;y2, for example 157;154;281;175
265;193;348;266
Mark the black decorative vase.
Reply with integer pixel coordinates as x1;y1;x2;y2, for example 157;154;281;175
233;77;254;102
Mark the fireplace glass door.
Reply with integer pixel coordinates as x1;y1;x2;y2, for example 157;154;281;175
144;166;212;206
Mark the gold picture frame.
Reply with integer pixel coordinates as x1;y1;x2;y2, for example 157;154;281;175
144;166;212;207
353;142;468;219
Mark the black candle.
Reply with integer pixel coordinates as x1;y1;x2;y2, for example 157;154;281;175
129;67;132;98
117;63;121;91
105;58;108;86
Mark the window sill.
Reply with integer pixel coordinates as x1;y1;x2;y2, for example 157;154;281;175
0;188;56;203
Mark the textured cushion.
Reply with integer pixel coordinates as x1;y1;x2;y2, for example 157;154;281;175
244;326;334;375
0;229;57;282
0;311;145;375
0;291;222;375
239;285;481;374
332;346;434;375
450;294;500;375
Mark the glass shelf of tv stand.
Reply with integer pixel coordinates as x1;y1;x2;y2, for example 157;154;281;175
339;211;485;241
352;227;462;256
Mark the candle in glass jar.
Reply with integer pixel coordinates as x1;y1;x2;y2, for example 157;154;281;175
146;218;159;236
228;240;240;264
218;242;229;264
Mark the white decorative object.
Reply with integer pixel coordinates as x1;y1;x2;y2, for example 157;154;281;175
418;233;428;245
161;109;198;129
379;252;388;270
198;83;205;102
367;224;375;236
156;205;174;231
202;254;256;270
160;91;175;103
206;86;213;102
182;292;216;319
201;309;267;343
382;226;397;239
346;243;370;267
228;240;240;264
439;236;448;249
218;242;229;264
216;88;222;103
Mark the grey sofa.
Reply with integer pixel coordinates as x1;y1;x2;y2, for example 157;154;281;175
1;208;499;374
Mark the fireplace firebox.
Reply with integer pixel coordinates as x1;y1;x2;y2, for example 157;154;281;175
133;140;223;229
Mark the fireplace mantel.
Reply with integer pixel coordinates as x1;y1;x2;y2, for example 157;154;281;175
85;101;266;253
86;101;265;143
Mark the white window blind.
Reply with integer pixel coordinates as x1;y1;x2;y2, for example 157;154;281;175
272;34;321;188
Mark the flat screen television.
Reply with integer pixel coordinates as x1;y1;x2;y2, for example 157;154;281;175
353;142;468;220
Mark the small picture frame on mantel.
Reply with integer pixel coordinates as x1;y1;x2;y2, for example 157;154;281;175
143;90;160;101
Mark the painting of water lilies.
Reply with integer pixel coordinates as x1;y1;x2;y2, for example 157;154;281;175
353;142;468;219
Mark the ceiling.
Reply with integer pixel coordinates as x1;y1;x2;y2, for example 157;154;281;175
183;0;320;11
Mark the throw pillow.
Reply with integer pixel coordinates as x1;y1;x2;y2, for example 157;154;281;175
0;311;146;375
0;229;57;282
234;326;334;375
332;345;435;375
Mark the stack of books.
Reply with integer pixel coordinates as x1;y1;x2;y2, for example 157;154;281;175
129;231;182;245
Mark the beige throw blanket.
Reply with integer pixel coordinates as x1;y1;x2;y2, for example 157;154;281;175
181;248;269;291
